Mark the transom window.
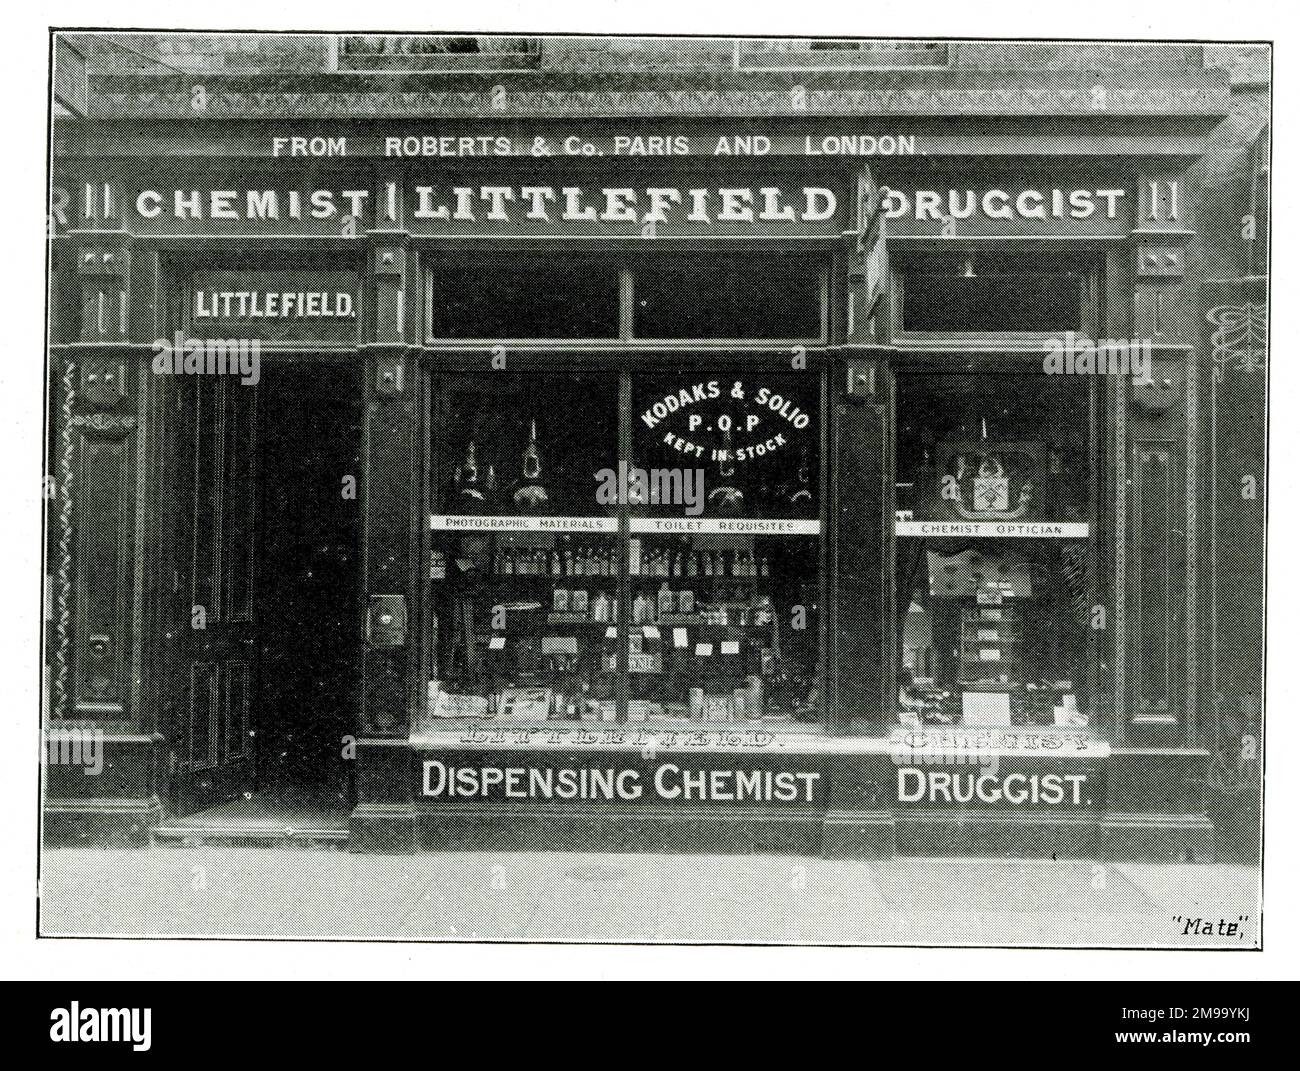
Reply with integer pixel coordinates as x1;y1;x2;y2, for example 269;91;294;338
893;249;1099;337
425;254;827;343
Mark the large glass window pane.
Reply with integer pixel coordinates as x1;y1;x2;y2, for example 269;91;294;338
633;255;823;339
425;373;621;725
427;256;619;339
894;373;1094;730
628;371;823;729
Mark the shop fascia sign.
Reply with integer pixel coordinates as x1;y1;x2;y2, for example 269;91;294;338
123;178;847;237
92;171;1134;238
879;181;1133;237
183;268;362;343
278;131;921;159
887;727;1107;811
894;762;1103;810
420;752;824;807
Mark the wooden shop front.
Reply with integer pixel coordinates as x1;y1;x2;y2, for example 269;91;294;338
46;72;1230;858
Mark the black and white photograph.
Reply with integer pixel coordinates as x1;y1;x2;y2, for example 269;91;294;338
4;4;1293;1006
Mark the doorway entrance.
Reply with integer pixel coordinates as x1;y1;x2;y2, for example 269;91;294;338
167;361;361;825
256;362;361;811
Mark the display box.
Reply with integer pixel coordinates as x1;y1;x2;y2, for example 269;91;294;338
962;688;1012;727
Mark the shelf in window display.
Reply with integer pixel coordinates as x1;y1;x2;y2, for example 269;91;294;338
431;514;822;537
458;574;770;587
895;519;1089;539
629;517;820;536
535;614;774;632
668;620;776;634
474;560;775;582
482;572;620;583
629;577;763;588
432;514;618;534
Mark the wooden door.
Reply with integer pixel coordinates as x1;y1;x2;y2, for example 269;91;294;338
173;374;258;814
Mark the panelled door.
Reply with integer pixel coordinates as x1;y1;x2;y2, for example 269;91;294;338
173;374;258;815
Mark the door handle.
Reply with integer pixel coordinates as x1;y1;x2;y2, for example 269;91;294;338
367;594;407;647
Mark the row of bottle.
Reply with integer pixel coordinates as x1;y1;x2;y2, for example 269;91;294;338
631;541;769;579
491;542;770;579
551;585;695;623
552;584;776;626
553;590;618;623
452;428;817;518
496;545;615;577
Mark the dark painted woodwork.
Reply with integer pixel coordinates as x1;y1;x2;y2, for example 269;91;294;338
70;419;132;717
1201;278;1265;746
1101;747;1212;862
76;245;130;346
171;375;258;814
360;229;420;735
1128;441;1187;728
831;365;892;733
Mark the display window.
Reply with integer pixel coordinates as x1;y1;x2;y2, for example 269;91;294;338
628;372;823;727
424;369;827;731
427;372;621;724
893;372;1095;730
420;247;828;729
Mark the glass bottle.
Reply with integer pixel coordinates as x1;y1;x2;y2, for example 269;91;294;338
707;425;745;516
657;581;675;618
512;419;549;513
453;439;495;514
789;444;814;514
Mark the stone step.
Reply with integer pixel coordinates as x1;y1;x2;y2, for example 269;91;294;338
150;824;349;850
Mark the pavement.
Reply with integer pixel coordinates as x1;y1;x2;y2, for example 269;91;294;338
37;847;1260;946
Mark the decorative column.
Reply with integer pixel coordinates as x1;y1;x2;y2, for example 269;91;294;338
1125;171;1197;743
823;164;897;859
64;239;135;721
353;227;420;851
834;164;892;732
45;218;161;843
1101;169;1212;861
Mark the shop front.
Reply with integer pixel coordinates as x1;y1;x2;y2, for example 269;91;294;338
47;66;1233;858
